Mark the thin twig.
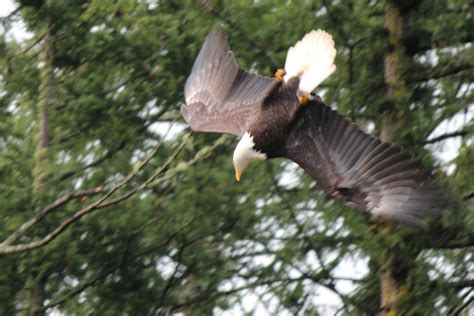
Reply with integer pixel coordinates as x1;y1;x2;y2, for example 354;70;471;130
448;293;474;316
42;233;136;310
423;130;469;145
409;62;474;83
0;5;23;23
463;192;474;201
1;187;103;246
59;140;127;181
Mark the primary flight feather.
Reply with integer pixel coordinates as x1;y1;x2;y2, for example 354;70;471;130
182;29;449;226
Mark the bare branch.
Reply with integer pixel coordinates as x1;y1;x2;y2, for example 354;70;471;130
0;5;23;24
42;233;135;310
137;215;203;257
59;140;127;181
408;62;474;83
168;278;286;313
41;214;201;311
452;280;474;290
20;33;45;55
448;292;474;316
429;235;474;249
405;34;474;56
423;130;469;145
463;192;474;201
0;187;103;247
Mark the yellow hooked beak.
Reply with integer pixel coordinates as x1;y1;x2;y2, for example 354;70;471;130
233;161;242;182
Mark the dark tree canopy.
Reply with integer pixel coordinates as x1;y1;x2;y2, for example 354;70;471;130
0;0;472;315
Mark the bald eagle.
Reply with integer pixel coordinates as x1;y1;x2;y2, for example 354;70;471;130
181;29;448;225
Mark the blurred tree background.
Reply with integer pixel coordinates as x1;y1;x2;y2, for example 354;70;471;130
0;0;472;315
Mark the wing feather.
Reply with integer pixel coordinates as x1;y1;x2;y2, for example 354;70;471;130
285;100;449;225
182;29;278;136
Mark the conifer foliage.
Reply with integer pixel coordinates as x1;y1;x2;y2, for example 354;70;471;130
0;0;472;314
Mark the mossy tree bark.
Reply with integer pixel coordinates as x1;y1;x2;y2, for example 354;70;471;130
26;18;54;316
379;1;415;315
32;19;54;195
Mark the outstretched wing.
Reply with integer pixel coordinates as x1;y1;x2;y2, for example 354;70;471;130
285;99;449;225
182;29;278;136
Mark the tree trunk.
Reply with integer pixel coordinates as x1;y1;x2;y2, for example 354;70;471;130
27;18;55;316
379;1;411;315
25;272;48;316
379;257;405;315
32;19;54;195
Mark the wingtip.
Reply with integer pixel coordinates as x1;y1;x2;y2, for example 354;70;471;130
208;26;226;38
180;104;189;123
206;25;229;45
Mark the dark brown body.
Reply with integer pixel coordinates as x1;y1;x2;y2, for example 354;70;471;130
250;78;301;158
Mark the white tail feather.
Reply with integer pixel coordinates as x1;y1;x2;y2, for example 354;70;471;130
284;29;337;93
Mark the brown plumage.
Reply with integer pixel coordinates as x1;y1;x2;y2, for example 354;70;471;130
183;30;279;136
182;29;449;226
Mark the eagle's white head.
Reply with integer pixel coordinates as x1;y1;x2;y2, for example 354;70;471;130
233;132;267;181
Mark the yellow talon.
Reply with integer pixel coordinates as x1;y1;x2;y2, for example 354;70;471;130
298;94;310;105
275;68;285;82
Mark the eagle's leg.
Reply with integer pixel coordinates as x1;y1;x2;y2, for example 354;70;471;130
274;69;285;82
298;94;310;105
296;91;310;106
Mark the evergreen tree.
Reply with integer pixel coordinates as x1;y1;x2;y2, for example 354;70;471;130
0;0;472;315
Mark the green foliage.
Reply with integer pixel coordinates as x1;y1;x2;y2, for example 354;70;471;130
0;0;472;315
